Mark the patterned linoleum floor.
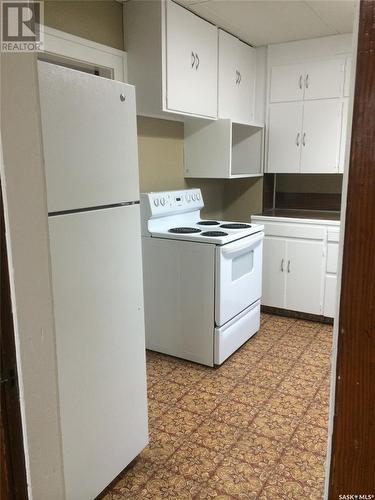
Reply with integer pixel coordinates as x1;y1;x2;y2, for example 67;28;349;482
103;314;333;499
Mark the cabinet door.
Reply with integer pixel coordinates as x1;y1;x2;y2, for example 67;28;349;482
237;40;256;123
261;237;286;309
267;102;303;173
218;31;256;124
165;1;218;118
285;239;324;315
300;100;343;173
270;63;305;103
218;30;240;121
304;59;345;100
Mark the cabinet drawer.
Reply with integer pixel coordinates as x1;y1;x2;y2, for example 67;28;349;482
261;222;326;240
327;229;340;243
327;242;339;274
324;275;337;318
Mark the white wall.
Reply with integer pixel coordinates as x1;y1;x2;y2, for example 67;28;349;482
0;53;65;499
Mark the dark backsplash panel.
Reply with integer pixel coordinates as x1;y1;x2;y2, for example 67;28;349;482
275;191;342;211
262;174;275;211
262;173;342;212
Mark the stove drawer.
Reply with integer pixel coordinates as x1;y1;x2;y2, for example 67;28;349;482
214;300;260;365
215;232;263;327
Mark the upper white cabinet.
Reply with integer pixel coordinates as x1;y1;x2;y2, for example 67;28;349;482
218;30;257;124
268;99;343;174
270;58;345;103
266;34;353;174
125;0;218;120
166;1;218;117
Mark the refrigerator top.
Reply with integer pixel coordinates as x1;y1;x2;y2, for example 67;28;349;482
38;61;140;213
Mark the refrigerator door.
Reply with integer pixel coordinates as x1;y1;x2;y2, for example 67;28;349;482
48;205;148;500
38;61;140;213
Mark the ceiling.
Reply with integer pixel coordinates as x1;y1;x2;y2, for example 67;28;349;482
176;0;356;46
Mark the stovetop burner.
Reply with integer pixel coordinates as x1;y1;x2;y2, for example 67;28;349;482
197;220;220;226
220;223;252;229
201;231;229;237
168;227;201;234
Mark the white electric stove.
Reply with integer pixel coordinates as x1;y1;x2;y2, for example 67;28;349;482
141;188;264;366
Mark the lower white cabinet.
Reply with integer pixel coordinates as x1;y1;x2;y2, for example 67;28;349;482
262;236;324;314
323;228;340;317
252;216;340;317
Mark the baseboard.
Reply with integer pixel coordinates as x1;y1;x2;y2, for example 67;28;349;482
261;305;334;325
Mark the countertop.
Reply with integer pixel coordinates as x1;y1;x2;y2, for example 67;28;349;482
252;209;341;225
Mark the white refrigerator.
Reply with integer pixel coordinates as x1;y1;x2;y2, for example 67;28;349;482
38;61;148;500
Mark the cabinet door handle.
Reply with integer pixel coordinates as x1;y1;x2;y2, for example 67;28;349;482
195;53;200;70
281;259;284;272
302;132;306;146
239;72;241;84
305;73;309;89
299;74;303;89
287;260;291;273
296;132;300;146
191;51;195;68
235;70;239;84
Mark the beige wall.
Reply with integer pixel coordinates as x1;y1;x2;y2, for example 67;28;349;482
223;177;263;222
44;1;124;50
138;117;229;220
44;2;262;221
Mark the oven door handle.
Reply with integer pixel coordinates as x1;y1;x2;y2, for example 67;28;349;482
221;232;264;258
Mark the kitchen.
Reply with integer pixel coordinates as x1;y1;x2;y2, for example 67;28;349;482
1;1;373;499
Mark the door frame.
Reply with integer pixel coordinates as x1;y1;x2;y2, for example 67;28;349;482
327;1;375;496
1;180;28;498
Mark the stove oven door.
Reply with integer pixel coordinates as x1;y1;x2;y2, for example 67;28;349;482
215;232;263;327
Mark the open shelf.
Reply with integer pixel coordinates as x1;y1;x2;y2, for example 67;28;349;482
184;118;264;179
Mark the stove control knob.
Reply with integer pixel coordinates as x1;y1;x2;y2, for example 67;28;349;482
186;194;191;202
154;198;159;207
196;193;201;201
192;193;197;201
160;197;166;206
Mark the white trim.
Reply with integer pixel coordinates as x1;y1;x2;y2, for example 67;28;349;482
41;26;127;82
